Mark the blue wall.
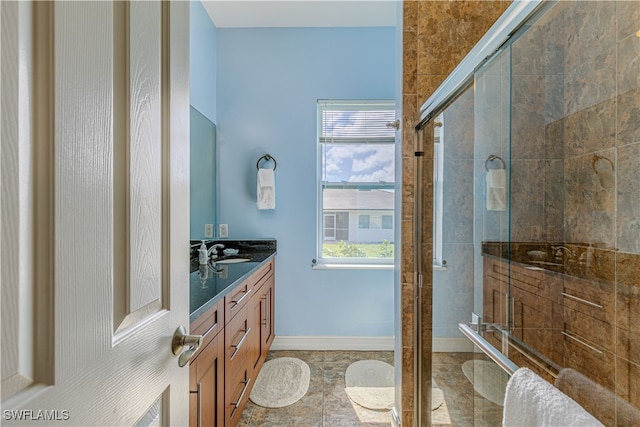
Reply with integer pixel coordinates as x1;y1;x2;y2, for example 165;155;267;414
189;1;217;239
190;0;217;121
217;27;396;337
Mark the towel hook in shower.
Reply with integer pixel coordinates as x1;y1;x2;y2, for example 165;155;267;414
256;154;277;171
485;154;505;171
592;154;614;174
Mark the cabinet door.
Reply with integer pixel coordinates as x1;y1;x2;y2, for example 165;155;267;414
248;288;263;374
261;275;275;359
190;334;224;427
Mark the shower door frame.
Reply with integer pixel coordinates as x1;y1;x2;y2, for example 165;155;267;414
412;1;551;426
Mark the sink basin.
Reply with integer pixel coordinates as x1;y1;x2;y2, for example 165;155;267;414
214;258;251;264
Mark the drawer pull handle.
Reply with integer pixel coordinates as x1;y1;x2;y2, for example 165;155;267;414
230;327;251;360
561;331;603;355
230;378;251;419
196;382;202;427
231;288;252;308
262;292;270;329
561;292;603;309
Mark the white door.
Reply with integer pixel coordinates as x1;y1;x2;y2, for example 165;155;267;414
1;1;191;425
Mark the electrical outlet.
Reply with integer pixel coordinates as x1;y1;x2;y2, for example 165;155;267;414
219;224;229;238
204;224;214;238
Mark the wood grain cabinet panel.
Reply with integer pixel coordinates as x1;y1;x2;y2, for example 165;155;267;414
483;256;615;385
260;275;275;361
190;258;275;427
189;333;224;427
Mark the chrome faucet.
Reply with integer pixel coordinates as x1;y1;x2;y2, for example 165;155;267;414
208;243;225;259
551;245;576;260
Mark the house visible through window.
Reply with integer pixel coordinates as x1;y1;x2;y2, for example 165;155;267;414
317;100;396;264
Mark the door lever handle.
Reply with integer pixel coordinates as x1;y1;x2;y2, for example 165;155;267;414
172;326;203;367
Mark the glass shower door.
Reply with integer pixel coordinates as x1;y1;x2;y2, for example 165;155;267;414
428;43;514;426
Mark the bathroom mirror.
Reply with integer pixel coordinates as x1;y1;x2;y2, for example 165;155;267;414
190;105;217;239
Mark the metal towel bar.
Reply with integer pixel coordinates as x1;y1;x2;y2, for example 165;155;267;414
459;323;518;375
459;322;561;378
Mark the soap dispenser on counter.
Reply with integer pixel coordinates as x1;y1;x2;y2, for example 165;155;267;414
198;241;208;265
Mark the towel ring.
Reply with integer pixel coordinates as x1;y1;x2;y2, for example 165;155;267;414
485;155;506;171
256;154;277;171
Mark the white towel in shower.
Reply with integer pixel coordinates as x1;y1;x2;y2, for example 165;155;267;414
486;168;506;211
257;168;275;210
502;368;603;427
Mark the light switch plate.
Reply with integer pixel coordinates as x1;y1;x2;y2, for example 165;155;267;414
204;224;214;238
219;223;229;238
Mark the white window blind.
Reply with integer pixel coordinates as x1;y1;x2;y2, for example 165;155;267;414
319;100;396;145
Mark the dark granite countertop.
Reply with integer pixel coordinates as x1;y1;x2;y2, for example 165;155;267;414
189;239;276;323
481;241;615;285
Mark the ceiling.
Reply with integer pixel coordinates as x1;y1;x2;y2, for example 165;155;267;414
200;1;397;28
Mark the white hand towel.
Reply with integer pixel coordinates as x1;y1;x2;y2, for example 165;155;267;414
502;368;603;427
486;168;506;211
257;168;275;210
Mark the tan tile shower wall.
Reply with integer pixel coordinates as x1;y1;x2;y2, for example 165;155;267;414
400;2;509;424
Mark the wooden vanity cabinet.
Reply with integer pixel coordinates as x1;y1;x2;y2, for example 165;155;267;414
189;300;225;427
224;259;275;426
483;255;615;387
483;257;555;360
190;258;275;427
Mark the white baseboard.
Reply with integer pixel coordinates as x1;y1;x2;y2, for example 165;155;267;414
271;336;472;352
432;337;474;352
271;335;394;351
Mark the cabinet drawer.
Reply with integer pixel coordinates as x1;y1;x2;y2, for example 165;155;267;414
225;357;254;426
554;330;615;391
560;279;614;324
225;259;274;324
225;364;252;427
485;257;554;300
225;281;253;324
253;267;273;294
251;259;274;286
559;306;614;353
225;304;251;364
190;300;223;360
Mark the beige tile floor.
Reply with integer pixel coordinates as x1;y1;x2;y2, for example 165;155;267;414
239;350;395;427
431;353;503;427
240;351;503;427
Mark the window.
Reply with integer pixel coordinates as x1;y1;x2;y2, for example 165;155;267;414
382;215;393;230
317;100;396;265
433;114;444;266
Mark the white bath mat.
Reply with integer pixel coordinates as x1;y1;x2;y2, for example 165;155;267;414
462;360;509;406
345;360;394;410
249;357;310;408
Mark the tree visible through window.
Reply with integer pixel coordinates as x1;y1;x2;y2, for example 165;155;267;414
317;100;396;264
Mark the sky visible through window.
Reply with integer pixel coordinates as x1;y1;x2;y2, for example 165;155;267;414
321;109;395;184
